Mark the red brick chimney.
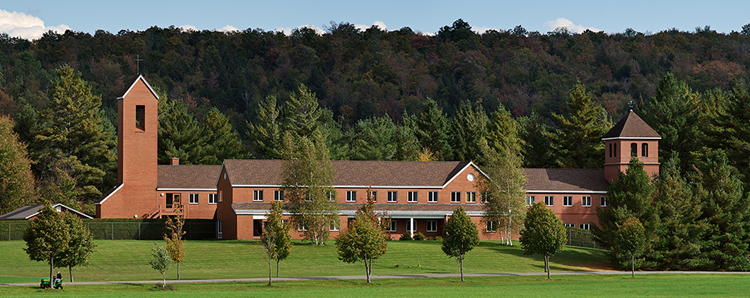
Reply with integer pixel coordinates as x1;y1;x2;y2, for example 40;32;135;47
171;157;180;165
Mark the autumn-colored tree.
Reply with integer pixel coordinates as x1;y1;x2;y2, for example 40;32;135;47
164;207;186;280
0;115;37;214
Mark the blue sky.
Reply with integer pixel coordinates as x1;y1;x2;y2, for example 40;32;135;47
1;0;748;40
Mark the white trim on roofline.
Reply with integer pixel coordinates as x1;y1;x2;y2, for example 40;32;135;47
95;182;124;205
118;75;160;100
231;184;443;189
156;188;217;192
26;203;93;219
233;209;484;217
601;136;662;141
525;190;608;194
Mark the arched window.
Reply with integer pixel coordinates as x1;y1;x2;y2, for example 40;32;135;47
642;143;648;157
631;143;637;157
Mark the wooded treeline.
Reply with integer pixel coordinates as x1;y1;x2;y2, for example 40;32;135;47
3;20;750;219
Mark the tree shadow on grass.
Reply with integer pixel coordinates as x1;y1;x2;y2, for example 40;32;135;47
480;241;613;272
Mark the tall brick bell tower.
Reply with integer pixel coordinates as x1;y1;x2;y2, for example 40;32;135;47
96;76;159;218
602;110;661;183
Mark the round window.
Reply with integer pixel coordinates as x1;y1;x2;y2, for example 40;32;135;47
467;173;475;181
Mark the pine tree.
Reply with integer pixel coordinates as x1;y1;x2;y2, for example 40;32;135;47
545;83;611;168
283;84;322;140
0;115;37;214
34;65;116;201
394;112;421;161
519;202;567;279
450;101;488;162
708;84;750;185
280;131;339;245
593;158;657;269
484;105;522;161
158;99;203;164
200;107;244;164
248;95;283;159
416;98;453;160
441;206;479;282
694;150;750;271
517;111;556;168
351;115;397;160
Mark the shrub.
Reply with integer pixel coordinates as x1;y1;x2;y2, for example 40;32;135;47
399;233;413;241
413;232;426;240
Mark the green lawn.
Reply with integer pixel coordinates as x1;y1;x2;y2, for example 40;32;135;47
1;274;748;297
0;240;609;283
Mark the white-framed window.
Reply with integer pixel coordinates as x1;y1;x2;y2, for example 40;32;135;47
325;191;335;201
189;193;199;204
600;196;608;207
405;220;416;232
387;220;397;232
298;224;308;231
427;220;437;232
408;191;418;202
451;192;461;203
563;196;572;206
208;193;217;204
563;223;575;228
580;223;590;230
466;192;477;203
544;195;554;206
329;220;339;231
486;221;497;232
582;196;592;207
253;190;264;201
388;191;398;202
274;190;284;202
428;191;438;202
370;191;377;202
526;195;535;206
481;192;489;203
346;191;357;202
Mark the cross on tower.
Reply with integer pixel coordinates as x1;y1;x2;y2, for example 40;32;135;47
134;55;143;74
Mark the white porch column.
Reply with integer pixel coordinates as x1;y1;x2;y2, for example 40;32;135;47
410;217;414;238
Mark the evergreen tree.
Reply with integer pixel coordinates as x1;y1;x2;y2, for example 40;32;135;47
23;204;71;286
416;98;453;160
708;84;750;185
441;206;479;282
519;202;567;279
394;112;421;161
0;115;37;214
283;84;322;140
351;115;397;160
200;107;244;164
649;155;707;270
694;150;750;271
317;108;351;160
545;83;610;168
335;191;389;283
158;99;203;164
34;65;116;201
517;111;556;168
593;159;657;269
248;95;283;159
484;105;522;161
280;131;339;245
449;101;488;162
55;213;96;282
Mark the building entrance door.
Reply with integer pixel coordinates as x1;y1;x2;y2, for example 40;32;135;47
253;220;263;237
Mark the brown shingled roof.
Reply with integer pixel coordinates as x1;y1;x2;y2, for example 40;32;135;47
157;165;222;189
524;168;609;192
602;110;661;139
223;160;472;187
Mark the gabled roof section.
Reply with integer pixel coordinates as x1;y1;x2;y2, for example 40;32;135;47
96;181;124;205
157;165;222;189
524;168;609;192
602;110;661;140
118;75;160;100
223;160;472;187
0;204;93;220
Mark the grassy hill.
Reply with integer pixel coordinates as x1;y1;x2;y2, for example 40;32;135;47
0;240;610;283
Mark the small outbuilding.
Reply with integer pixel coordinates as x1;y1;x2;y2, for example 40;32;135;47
0;203;93;220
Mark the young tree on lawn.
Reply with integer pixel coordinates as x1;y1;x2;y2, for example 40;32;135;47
520;202;567;279
23;204;71;286
613;215;646;277
56;213;96;282
164;206;186;280
335;189;389;283
280;131;339;245
442;206;480;281
149;242;171;287
260;201;292;285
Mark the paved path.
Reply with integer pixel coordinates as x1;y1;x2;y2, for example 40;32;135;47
3;271;749;287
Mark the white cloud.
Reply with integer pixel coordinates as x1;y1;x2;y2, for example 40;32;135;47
354;21;387;32
179;25;197;32
473;26;498;34
274;24;325;36
0;9;70;40
543;18;601;34
218;25;239;32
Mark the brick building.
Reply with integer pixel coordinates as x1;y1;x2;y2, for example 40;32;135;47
97;76;660;240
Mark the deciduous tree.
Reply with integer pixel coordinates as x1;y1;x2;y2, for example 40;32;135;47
441;206;479;281
23;204;70;286
149;242;171;287
164;207;186;280
519;202;566;279
335;190;389;283
613;215;646;277
55;213;96;282
0;115;37;214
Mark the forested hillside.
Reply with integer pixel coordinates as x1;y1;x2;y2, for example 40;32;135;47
2;20;750;217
